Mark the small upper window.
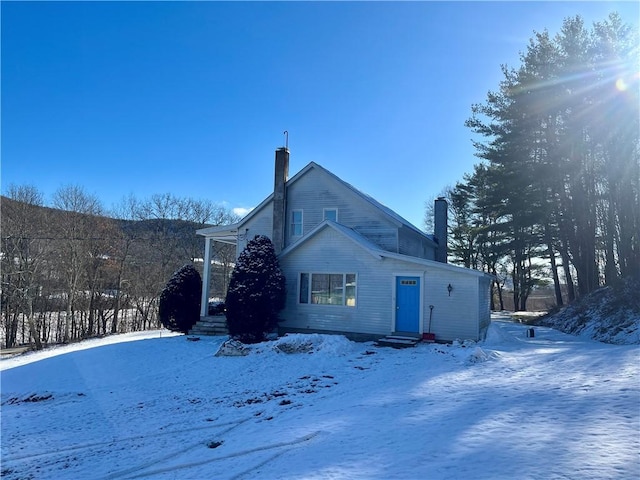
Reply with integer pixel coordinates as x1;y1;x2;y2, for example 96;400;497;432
291;210;303;236
324;208;338;222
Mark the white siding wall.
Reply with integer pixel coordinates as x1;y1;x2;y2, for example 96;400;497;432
237;203;273;257
279;225;485;341
478;275;492;339
377;255;482;341
398;226;436;260
280;228;396;335
423;269;481;342
284;167;399;252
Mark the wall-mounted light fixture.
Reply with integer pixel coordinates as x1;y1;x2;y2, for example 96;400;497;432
447;283;453;296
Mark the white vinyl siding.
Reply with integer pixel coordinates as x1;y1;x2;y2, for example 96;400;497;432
284;166;398;251
236;203;273;257
478;275;492;339
398;226;437;260
280;225;487;341
281;228;390;335
423;270;482;342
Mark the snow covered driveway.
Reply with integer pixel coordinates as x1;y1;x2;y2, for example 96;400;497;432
1;319;638;479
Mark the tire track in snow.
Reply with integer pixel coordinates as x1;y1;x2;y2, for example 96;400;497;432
228;450;289;480
3;417;252;464
125;431;321;479
102;416;252;480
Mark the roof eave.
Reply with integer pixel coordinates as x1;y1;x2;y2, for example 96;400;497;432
197;222;240;244
378;250;491;277
279;220;384;260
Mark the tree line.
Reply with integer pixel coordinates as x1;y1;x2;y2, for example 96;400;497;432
432;13;639;311
1;185;239;349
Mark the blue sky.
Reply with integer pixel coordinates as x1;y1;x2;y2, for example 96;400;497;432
2;1;638;229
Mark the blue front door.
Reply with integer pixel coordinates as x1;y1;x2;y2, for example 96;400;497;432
395;276;420;333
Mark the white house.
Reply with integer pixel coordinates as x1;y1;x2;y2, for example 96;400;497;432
197;148;492;342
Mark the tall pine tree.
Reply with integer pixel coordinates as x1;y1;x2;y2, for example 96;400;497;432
463;12;639;304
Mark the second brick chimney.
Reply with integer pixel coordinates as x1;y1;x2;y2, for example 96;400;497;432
434;197;448;263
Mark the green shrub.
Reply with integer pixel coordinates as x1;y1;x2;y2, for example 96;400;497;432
159;264;202;333
225;235;286;343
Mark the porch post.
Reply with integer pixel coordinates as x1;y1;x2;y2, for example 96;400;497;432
200;237;212;317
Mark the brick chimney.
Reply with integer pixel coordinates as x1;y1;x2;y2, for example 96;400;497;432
434;197;448;263
272;147;289;254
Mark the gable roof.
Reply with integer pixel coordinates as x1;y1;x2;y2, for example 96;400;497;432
234;161;435;245
280;220;490;278
306;162;431;241
280;220;385;259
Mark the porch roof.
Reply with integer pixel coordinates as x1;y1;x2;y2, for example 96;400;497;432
196;223;240;245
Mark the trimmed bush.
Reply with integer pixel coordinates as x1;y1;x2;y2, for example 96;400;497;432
225;235;286;343
159;264;202;334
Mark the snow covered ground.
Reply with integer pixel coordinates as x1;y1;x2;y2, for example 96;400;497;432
535;280;640;345
2;314;639;479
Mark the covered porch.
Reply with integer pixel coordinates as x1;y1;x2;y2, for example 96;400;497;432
196;223;239;317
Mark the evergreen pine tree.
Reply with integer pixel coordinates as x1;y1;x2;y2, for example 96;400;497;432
225;235;286;344
158;264;202;333
463;13;639;301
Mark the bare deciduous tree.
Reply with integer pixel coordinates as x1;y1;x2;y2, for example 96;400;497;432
51;185;103;342
1;185;49;349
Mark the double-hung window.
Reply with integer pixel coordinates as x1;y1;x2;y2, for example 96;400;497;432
299;273;356;307
291;210;303;236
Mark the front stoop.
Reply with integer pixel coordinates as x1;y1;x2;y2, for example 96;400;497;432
375;335;421;348
189;316;228;336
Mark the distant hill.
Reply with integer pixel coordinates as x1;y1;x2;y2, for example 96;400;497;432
1;195;207;250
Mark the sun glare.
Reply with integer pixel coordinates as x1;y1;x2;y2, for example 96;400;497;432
616;71;640;93
615;78;628;92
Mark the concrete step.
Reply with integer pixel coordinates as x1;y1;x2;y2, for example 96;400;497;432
375;335;421;348
190;328;228;335
190;323;227;330
188;316;229;336
388;335;421;341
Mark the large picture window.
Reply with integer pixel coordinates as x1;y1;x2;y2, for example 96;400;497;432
299;273;356;307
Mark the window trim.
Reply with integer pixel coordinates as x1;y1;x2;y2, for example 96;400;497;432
291;209;303;237
299;273;310;304
323;208;338;223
